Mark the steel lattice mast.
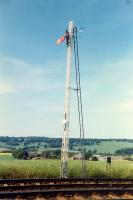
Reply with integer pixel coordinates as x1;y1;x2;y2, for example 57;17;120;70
60;21;86;178
60;21;74;178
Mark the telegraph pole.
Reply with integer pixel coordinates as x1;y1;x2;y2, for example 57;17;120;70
60;21;74;178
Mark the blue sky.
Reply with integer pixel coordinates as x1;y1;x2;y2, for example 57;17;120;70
0;0;133;138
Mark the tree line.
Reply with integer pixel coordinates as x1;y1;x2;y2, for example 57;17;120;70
12;148;99;160
1;136;133;149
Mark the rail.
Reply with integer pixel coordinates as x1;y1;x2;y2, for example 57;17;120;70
0;178;133;199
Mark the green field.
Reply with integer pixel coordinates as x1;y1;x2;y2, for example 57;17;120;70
0;153;14;161
0;153;133;179
81;141;133;154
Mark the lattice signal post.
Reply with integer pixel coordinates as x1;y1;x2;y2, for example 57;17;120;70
57;21;86;178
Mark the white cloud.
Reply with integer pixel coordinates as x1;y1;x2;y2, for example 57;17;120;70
0;56;62;93
0;56;29;68
1;54;133;137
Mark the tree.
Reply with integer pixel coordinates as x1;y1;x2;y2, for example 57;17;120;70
92;156;99;161
115;148;133;155
93;149;97;154
54;149;61;158
12;148;29;160
42;151;50;158
85;150;92;160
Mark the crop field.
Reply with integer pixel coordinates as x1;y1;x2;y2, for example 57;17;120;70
0;153;133;179
75;141;133;154
0;153;14;161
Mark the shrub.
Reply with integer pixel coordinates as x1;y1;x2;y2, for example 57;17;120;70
12;148;29;160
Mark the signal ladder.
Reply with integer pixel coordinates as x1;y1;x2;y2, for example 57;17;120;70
73;27;86;178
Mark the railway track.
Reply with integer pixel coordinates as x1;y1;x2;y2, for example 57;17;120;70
1;178;133;185
0;178;133;199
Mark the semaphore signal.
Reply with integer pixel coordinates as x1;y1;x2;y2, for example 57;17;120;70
56;21;86;178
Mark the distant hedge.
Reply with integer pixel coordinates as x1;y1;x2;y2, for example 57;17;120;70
115;148;133;155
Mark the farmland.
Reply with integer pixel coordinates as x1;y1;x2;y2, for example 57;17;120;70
0;153;14;161
0;153;133;179
0;137;133;179
0;137;133;154
82;141;133;154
